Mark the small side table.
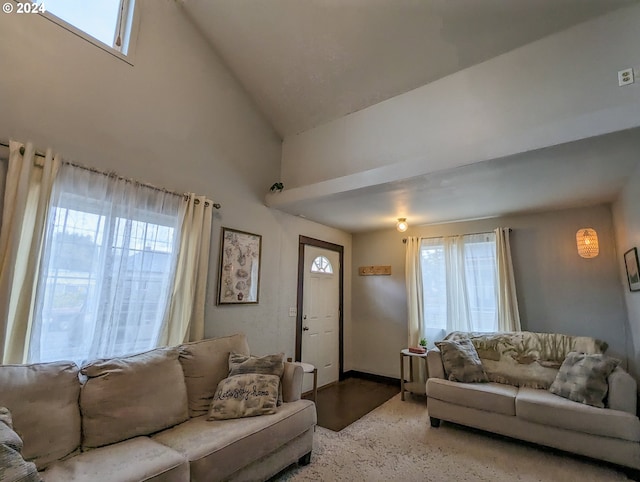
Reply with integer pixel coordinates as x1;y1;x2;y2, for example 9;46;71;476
400;348;429;402
298;362;318;402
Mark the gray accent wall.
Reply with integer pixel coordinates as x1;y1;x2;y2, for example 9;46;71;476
352;205;628;380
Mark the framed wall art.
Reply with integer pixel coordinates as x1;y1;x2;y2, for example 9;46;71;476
217;227;262;304
624;247;640;292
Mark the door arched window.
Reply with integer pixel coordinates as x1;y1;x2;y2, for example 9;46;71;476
310;255;333;274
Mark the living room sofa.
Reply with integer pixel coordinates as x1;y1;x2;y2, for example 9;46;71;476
426;331;640;470
0;333;316;482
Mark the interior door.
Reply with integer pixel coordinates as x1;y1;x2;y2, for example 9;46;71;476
301;246;340;390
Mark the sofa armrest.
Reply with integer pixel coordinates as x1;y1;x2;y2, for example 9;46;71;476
282;362;304;402
608;366;637;415
427;348;446;379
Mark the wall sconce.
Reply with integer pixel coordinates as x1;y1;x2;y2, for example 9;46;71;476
576;228;599;258
396;218;408;232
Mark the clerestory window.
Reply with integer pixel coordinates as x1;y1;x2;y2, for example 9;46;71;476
31;0;138;61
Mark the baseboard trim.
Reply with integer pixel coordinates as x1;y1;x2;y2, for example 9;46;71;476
343;370;400;386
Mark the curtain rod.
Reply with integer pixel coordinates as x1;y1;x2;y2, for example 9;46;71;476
0;141;220;209
402;228;512;244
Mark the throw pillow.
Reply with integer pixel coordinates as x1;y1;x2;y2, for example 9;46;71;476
228;352;285;405
208;373;280;420
549;352;619;408
435;339;488;383
0;407;40;482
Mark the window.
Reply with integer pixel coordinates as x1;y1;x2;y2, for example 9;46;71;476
28;164;182;365
421;233;498;334
32;0;138;59
311;256;333;274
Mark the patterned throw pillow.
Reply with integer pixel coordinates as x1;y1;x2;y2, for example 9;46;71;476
549;352;619;408
0;407;40;482
435;339;488;383
208;374;280;420
229;352;285;405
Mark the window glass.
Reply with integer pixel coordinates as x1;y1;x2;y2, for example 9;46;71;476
311;255;333;274
420;233;498;333
32;0;136;55
28;165;181;365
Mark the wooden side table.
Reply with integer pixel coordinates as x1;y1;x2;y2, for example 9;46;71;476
400;348;429;402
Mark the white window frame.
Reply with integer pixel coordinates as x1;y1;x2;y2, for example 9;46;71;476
26;0;141;65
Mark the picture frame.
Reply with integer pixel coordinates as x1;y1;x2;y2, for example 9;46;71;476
624;247;640;292
217;227;262;304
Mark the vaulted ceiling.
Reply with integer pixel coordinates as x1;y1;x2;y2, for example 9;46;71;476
179;0;640;232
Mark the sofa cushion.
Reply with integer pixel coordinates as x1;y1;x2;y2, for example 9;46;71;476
0;407;39;482
152;399;316;481
426;378;517;416
179;334;251;417
39;437;189;482
0;361;81;469
435;339;488;383
516;387;640;442
80;347;189;449
208;374;280;420
549;352;619;408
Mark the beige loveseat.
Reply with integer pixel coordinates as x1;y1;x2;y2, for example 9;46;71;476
0;333;316;481
426;331;640;470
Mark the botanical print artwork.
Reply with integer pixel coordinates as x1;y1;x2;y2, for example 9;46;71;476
218;228;262;304
624;247;640;292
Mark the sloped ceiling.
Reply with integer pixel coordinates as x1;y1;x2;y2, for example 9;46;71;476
180;0;635;137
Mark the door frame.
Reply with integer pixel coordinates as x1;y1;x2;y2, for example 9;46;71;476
295;236;344;380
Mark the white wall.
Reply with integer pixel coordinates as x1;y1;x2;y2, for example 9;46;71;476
281;4;640;200
613;164;640;381
352;205;627;379
0;0;352;367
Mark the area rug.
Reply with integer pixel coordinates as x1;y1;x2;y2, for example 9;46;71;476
305;377;399;431
277;394;631;481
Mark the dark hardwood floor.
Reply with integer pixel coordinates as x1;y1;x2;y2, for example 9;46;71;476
303;375;400;432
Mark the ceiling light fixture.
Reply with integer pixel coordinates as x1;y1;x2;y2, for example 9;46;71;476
576;228;599;258
396;218;408;232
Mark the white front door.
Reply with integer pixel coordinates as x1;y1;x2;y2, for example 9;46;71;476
301;246;340;390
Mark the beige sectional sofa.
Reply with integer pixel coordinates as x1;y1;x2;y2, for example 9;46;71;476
0;333;316;482
426;331;640;470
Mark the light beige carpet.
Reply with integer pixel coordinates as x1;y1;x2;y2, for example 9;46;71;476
277;394;632;481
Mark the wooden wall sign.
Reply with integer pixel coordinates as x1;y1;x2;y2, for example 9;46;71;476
358;265;392;276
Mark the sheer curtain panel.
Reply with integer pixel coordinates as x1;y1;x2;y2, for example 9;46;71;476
0;141;61;363
28;163;183;365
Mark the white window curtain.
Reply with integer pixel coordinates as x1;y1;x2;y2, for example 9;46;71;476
0;142;61;363
406;229;520;348
161;194;212;346
28;163;185;365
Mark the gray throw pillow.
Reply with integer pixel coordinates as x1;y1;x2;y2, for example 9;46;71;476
549;352;619;408
229;352;284;405
0;407;40;482
435;339;488;383
208;374;280;420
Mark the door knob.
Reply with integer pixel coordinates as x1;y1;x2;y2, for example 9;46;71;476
303;326;310;331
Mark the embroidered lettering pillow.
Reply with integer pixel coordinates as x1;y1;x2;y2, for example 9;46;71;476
208;374;280;420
